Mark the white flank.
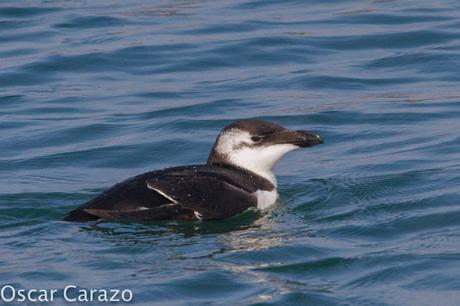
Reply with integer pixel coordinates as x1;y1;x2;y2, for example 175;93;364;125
254;189;278;209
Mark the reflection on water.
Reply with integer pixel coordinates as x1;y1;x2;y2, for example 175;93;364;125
82;207;288;253
85;208;262;239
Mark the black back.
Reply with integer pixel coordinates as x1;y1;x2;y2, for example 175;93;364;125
63;164;274;222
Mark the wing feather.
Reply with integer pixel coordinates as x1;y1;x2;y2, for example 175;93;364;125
146;173;257;220
64;165;263;222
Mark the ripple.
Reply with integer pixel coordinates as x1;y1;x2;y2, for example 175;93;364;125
315;30;460;50
0;6;60;18
55;16;132;29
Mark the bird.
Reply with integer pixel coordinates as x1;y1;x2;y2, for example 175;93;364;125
63;119;323;222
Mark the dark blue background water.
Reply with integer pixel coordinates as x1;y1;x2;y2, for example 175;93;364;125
1;0;460;305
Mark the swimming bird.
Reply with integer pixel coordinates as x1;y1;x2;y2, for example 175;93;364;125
63;119;323;222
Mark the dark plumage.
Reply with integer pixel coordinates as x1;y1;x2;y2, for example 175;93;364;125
64;119;323;222
63;164;273;221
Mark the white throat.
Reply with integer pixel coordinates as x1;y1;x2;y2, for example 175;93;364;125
226;144;297;186
214;129;298;187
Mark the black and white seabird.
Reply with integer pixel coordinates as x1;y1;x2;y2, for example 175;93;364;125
63;120;323;222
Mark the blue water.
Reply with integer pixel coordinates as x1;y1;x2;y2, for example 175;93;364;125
1;0;460;305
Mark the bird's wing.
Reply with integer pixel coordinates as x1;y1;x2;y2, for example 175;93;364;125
82;204;195;221
63;165;259;222
146;171;257;220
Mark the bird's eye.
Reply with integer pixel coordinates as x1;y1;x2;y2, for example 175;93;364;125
251;136;263;143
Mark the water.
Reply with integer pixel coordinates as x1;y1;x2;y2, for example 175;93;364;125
1;0;460;305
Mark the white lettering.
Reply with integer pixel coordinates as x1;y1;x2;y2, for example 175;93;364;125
78;288;88;302
1;285;132;303
110;289;120;302
64;285;77;302
121;289;133;302
28;289;38;302
90;289;98;301
98;289;108;302
1;285;15;302
50;289;57;302
17;289;26;302
37;289;49;302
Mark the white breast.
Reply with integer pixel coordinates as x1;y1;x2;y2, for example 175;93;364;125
254;189;278;209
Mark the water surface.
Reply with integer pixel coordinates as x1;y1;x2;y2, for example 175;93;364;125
1;0;460;305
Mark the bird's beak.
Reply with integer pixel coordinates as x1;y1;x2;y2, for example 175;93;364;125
293;130;324;147
272;129;324;148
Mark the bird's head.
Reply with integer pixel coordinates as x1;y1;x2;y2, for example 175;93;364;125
207;119;323;185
